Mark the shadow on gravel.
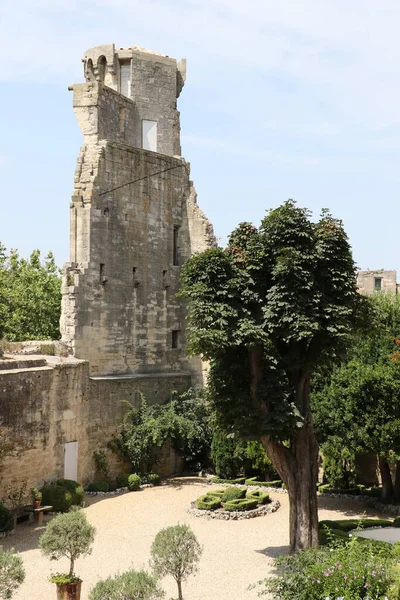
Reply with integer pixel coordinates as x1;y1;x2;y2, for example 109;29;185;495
255;545;290;559
2;519;50;554
163;476;208;490
317;495;386;518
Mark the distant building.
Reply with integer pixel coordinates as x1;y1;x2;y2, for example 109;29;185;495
357;269;398;295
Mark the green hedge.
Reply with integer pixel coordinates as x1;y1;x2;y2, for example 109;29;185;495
127;474;141;491
319;519;393;533
40;485;74;512
0;503;13;532
144;473;161;486
247;490;270;504
55;479;84;505
86;481;110;493
245;477;282;488
116;473;130;488
394;517;400;528
222;498;259;512
207;489;226;498
196;495;222;510
221;487;247;502
210;476;246;485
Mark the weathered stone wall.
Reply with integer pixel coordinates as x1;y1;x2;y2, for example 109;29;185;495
357;269;398;294
0;356;190;494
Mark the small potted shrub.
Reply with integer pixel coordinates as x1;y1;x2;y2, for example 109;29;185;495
39;508;95;600
31;488;42;509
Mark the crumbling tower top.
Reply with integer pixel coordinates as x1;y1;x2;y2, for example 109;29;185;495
80;44;186;157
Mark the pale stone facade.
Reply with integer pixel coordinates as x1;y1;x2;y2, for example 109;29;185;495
0;44;215;494
357;269;398;295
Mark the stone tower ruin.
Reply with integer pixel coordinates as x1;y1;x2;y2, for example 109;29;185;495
61;44;215;379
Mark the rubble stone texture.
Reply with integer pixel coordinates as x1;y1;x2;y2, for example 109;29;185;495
0;44;215;492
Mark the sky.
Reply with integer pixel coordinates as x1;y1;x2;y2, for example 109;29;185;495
1;0;400;272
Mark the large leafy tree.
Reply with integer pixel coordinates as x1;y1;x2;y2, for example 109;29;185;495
312;292;400;503
0;243;61;341
181;200;366;551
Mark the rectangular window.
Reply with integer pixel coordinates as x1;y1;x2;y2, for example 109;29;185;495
172;330;180;349
173;226;179;266
120;64;131;97
142;120;157;152
374;277;382;291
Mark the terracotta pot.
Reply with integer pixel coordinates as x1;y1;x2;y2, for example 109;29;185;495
33;500;41;509
56;581;82;600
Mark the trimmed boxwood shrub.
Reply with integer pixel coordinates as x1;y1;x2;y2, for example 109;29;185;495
207;489;225;498
0;502;13;532
142;473;161;486
128;474;141;491
319;519;393;532
86;481;110;493
56;479;84;505
196;495;222;510
221;486;247;502
210;476;246;485
116;473;130;488
40;484;74;512
222;498;259;512
247;490;270;504
245;477;282;488
394;516;400;528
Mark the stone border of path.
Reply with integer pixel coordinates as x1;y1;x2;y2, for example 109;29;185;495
188;499;280;520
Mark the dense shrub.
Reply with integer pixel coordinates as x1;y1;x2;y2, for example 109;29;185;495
116;473;130;488
0;502;13;532
127;474;141;491
319;518;393;532
0;547;25;599
55;479;84;505
40;484;74;512
210;430;245;479
196;495;222;510
394;516;400;528
142;473;161;486
89;569;164;600
245;477;282;487
86;482;110;493
246;490;270;504
221;486;246;502
222;498;258;512
260;534;396;599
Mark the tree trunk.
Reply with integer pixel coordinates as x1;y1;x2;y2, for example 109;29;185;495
394;461;400;503
177;579;183;600
69;557;74;578
249;348;319;551
379;456;394;503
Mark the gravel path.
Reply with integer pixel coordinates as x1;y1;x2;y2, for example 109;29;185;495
5;478;389;600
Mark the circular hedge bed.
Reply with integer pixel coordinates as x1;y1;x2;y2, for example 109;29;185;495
190;486;280;520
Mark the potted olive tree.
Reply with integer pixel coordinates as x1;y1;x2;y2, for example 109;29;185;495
39;508;95;600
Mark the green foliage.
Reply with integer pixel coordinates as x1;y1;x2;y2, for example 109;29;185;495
3;478;27;513
92;451;109;482
222;498;259;511
86;482;109;493
246;489;270;504
220;486;246;502
31;487;42;502
55;480;84;506
244;477;282;487
112;388;211;475
195;495;222;510
206;489;226;498
144;473;161;486
210;476;246;485
0;503;13;532
210;430;244;479
0;547;25;599
40;485;72;512
319;519;393;532
394;516;400;528
116;473;130;488
127;474;141;491
312;292;400;497
150;524;202;600
89;569;164;600
39;509;95;577
0;243;61;341
49;573;81;584
259;535;396;599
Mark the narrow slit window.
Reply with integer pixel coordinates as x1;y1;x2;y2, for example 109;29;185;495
172;330;180;349
173;226;179;266
100;263;105;283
